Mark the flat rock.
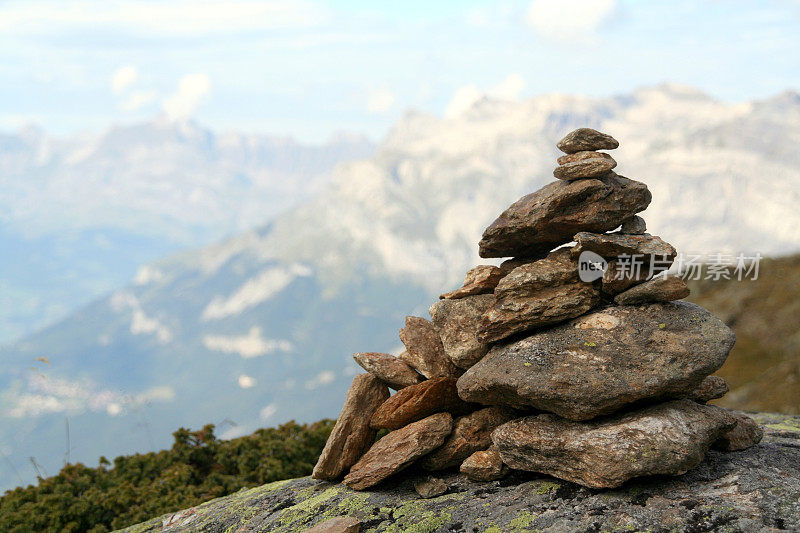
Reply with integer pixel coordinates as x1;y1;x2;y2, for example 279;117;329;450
687;375;729;403
429;294;494;369
477;248;601;344
420;407;515;470
460;448;508;482
557;128;619;154
344;413;454;490
440;265;503;299
614;274;690;305
556;150;615;166
370;377;473;430
493;400;736;489
398;316;459;378
352;352;424;390
312;374;390;481
573;231;677;261
304;516;361;532
479;172;651;258
601;259;650;294
619;215;647;234
124;411;800;533
460;302;736;420
715;412;764;451
413;476;448;499
553;154;616;180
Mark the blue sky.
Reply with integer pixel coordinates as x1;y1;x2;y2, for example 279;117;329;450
1;0;799;142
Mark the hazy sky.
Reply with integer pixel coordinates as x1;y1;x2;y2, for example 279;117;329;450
1;0;799;142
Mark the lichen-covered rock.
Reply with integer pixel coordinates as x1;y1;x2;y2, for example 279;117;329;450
687;375;729;403
557;128;619;153
413;476;448;499
460;448;508;482
619;215;647;234
553;153;616;180
429;294;494;369
369;377;472;430
304;515;361;532
121;412;800;533
352;352;424;390
344;413;454;490
460;302;736;420
397;316;459;378
714;412;764;451
492;400;736;488
312;374;390;481
439;265;503;300
478;173;651;258
477;248;601;343
420;407;515;470
614;274;690;305
572;231;677;260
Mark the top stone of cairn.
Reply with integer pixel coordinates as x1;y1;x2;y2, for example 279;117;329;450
557;128;619;154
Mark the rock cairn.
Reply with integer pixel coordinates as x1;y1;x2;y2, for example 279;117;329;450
312;128;762;494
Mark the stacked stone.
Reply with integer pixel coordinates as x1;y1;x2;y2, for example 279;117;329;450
312;128;763;494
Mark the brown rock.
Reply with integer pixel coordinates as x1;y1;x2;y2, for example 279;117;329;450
619;215;647;234
344;413;454;490
557;128;619;154
614;275;690;305
398;316;459;378
556;150;616;165
370;377;473;430
460;448;508;482
477;248;601;344
553;153;616;180
420;407;515;470
498;255;546;275
714;412;764;451
413;476;448;499
440;265;504;299
304;516;361;533
572;232;677;261
429;294;494;369
352;352;424;390
687;376;729;403
478;173;651;258
312;374;390;481
460;302;736;420
602;259;650;295
493;400;736;488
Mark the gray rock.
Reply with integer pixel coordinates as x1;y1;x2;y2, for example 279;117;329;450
478;173;651;258
312;374;390;481
123;412;800;533
557;128;619;154
439;265;504;300
572;231;677;261
614;275;690;305
553;153;616;180
714;412;764;451
352;352;424;390
398;316;459;378
492;400;736;489
429;294;494;369
477;248;601;344
460;447;508;482
687;375;730;403
413;476;448;499
369;377;473;431
459;302;736;420
303;515;361;532
344;413;454;490
601;259;650;295
619;215;647;234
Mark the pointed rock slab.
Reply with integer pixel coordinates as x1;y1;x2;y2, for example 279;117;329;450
478;173;651;258
477;248;601;344
614;275;690;305
557;128;620;154
553;152;616;180
572;232;677;261
429;294;494;369
312;374;390;481
714;412;764;451
304;516;361;533
352;352;424;390
398;317;459;378
460;448;508;482
370;377;473;430
440;265;504;300
460;302;736;420
687;375;729;403
420;407;515;470
492;400;736;489
620;215;647;234
344;413;454;490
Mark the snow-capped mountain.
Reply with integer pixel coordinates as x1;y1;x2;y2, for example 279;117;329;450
2;84;799;491
0;120;374;343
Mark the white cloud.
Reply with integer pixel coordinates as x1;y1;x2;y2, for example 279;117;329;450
304;370;335;390
238;374;256;388
111;65;138;94
366;88;395;114
445;74;527;118
111;291;172;343
203;326;293;358
121;90;157;112
526;0;616;42
260;403;278;421
162;74;211;121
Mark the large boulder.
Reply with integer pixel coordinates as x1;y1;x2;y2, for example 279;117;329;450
459;302;736;420
429;294;494;369
476;248;601;344
478;173;651;258
492;400;736;489
369;377;472;430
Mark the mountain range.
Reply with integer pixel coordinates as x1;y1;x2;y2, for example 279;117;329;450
2;84;800;491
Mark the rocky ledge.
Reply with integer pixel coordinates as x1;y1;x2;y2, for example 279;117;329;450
121;412;799;533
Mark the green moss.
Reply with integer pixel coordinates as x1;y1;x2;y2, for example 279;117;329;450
766;422;800;433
